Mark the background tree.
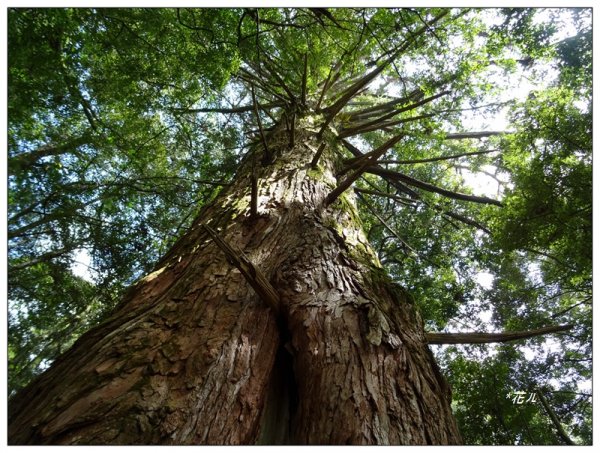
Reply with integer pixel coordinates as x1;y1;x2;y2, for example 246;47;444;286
7;7;591;445
434;9;592;444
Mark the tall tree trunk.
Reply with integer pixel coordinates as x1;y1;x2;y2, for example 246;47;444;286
8;121;461;445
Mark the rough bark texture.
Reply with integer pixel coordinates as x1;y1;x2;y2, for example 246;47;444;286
8;121;461;445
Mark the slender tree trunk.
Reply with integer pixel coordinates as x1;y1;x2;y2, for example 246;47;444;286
8;121;461;445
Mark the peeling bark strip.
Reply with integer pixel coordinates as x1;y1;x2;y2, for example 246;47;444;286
426;324;573;344
201;223;280;314
9;125;461;445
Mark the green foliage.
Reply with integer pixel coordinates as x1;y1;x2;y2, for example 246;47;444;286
7;7;591;445
8;261;107;395
8;7;243;395
493;87;591;281
444;348;557;445
433;9;591;445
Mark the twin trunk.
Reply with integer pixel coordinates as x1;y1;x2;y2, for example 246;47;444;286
8;123;461;445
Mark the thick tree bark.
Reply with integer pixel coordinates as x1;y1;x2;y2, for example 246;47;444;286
8;122;461;445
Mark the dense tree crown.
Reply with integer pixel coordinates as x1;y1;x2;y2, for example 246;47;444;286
7;7;591;444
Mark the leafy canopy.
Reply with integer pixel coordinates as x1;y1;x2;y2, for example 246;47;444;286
7;7;591;445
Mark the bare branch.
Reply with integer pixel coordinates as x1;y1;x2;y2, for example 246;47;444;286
354;188;417;206
238;68;289;104
341;90;450;138
8;247;75;272
9;213;63;240
444;131;504;140
365;167;503;206
442;210;491;234
551;298;592;319
355;186;491;233
341;139;418;198
355;191;418;255
250;85;271;163
201;224;280;314
535;389;577;445
9;135;91;172
347;88;423;121
426;324;574;344
316;60;343;110
377;149;499;165
260;52;298;103
325;133;405;206
348;113;437;136
301;52;308;107
310;142;327;169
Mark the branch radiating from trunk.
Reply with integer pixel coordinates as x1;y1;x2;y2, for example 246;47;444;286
342;113;437;137
347;88;423;121
340;90;450;138
318;11;449;136
310;142;327;168
325;133;405;205
377;149;500;165
365;166;503;206
260;52;298;104
426;324;573;344
201;224;280;314
341;139;419;198
444;131;504;140
239;68;290;104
